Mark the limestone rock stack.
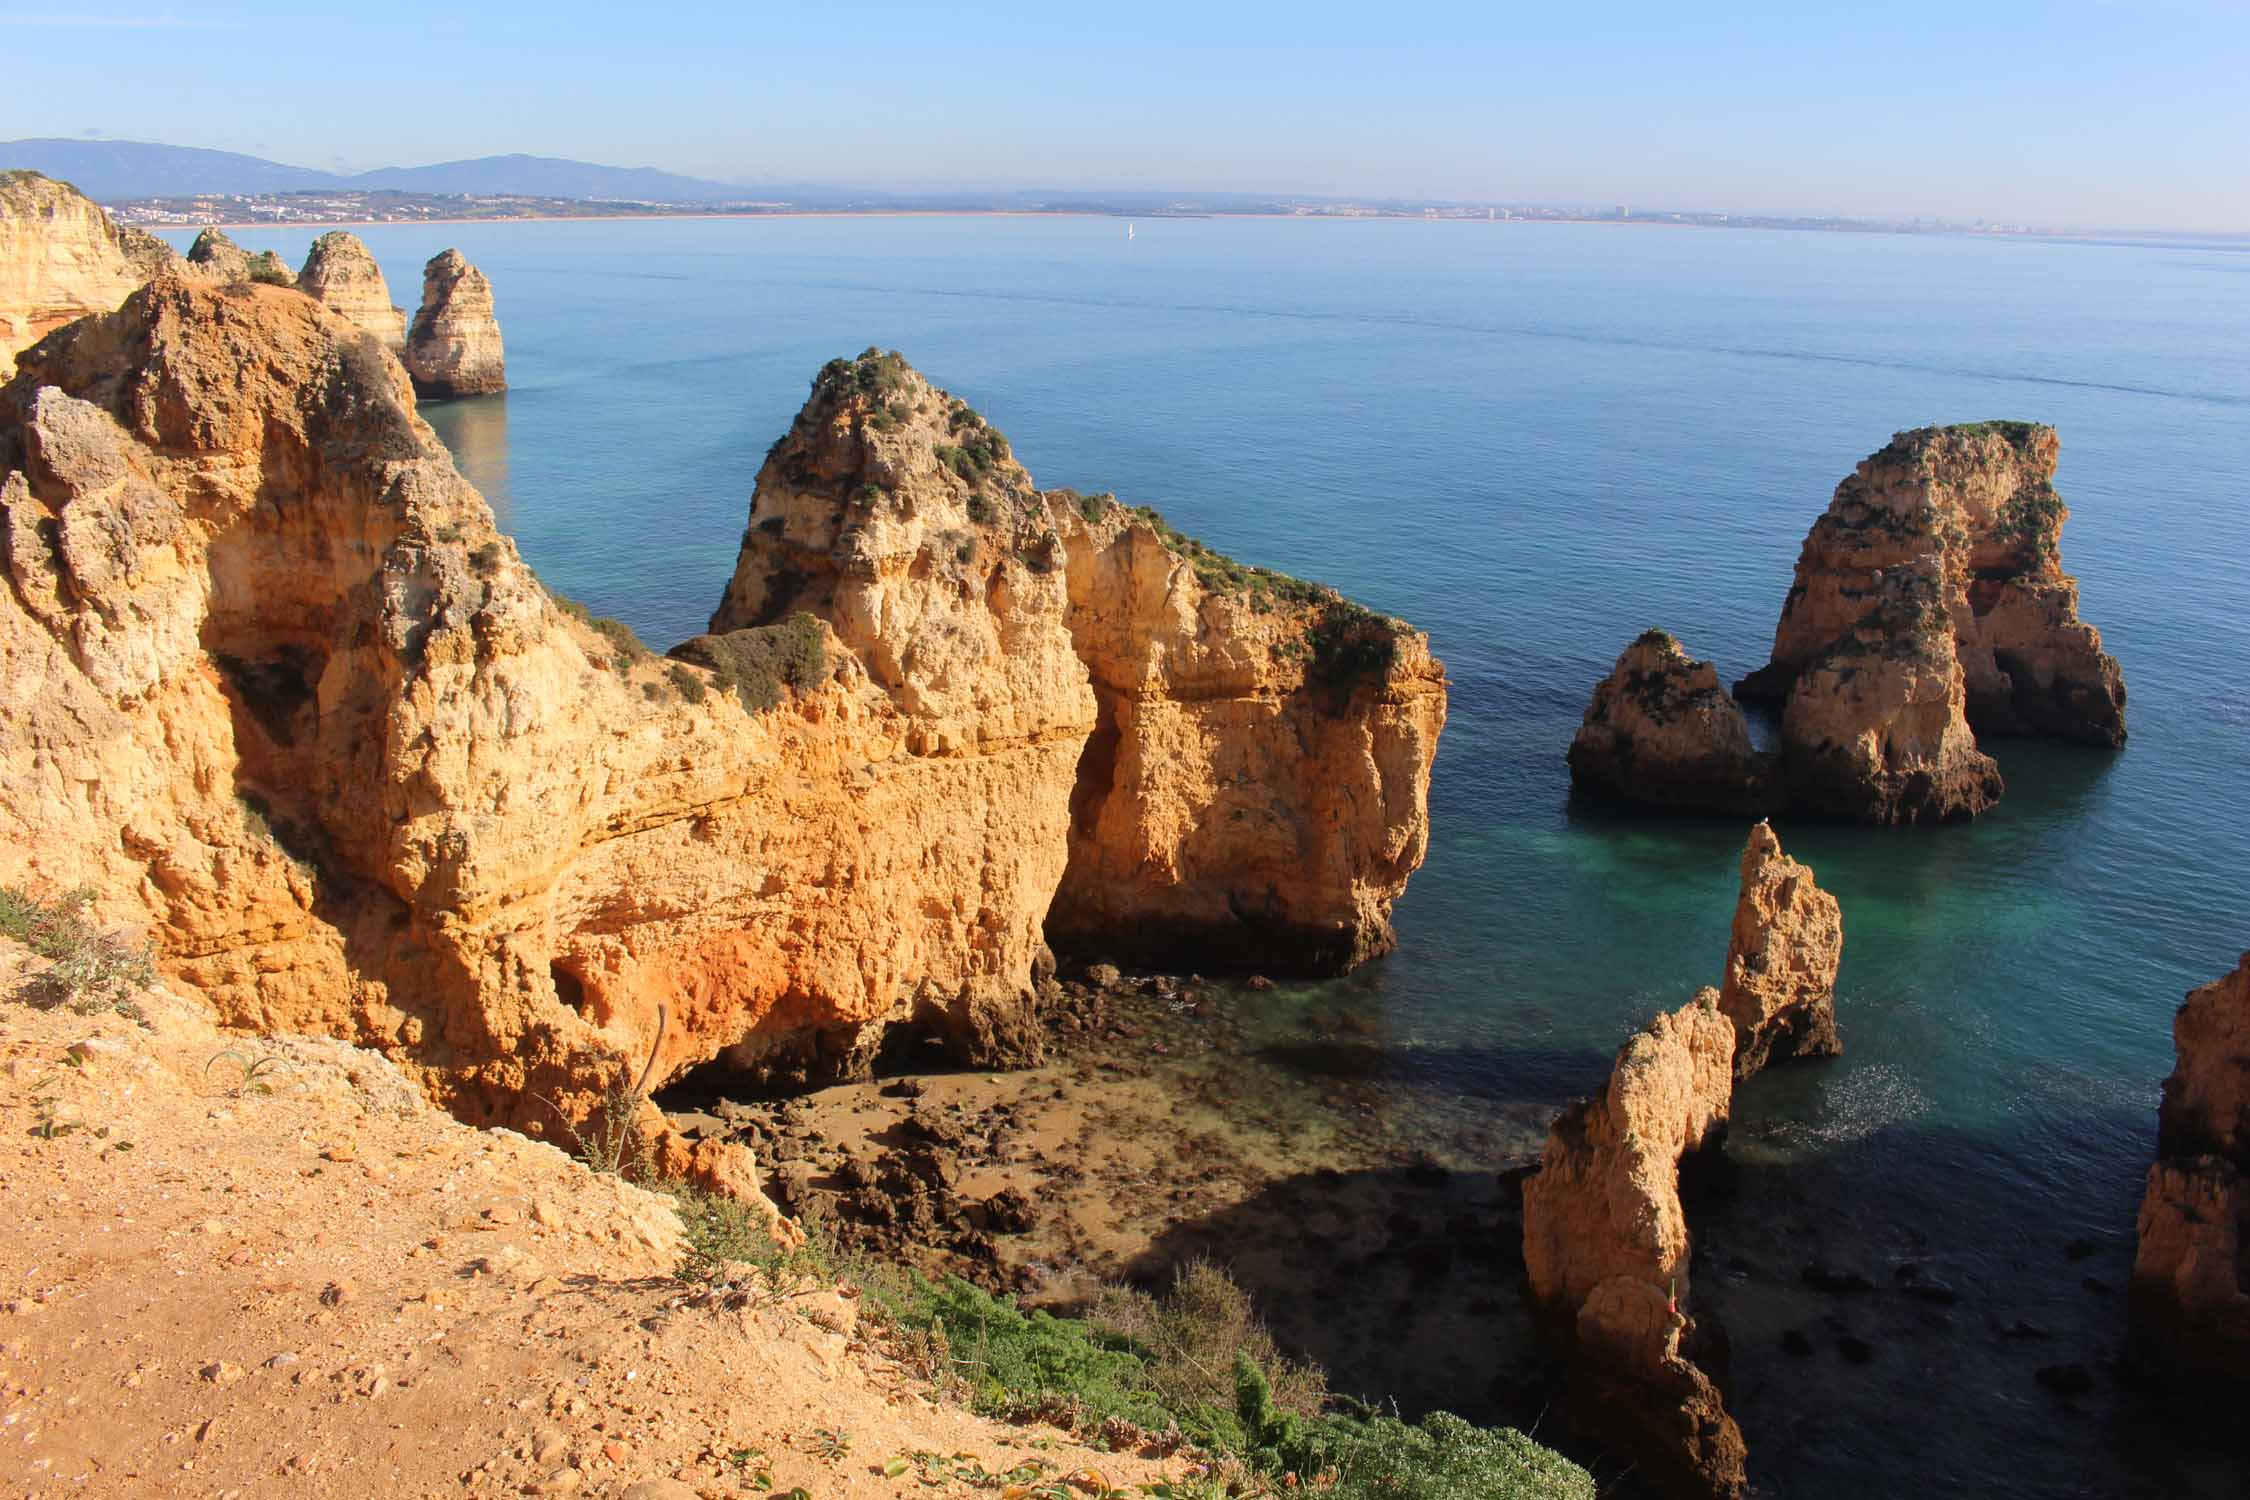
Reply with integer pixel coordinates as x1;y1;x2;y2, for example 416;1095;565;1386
0;170;179;374
2131;954;2250;1389
0;292;1442;1202
403;248;506;398
715;351;1447;974
1521;989;1747;1500
1567;630;1777;814
185;227;252;281
1718;822;1842;1076
1574;424;2122;823
295;230;406;349
185;227;296;287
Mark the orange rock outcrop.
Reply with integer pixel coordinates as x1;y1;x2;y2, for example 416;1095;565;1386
715;352;1447;974
1567;630;1777;815
0;294;1441;1192
1719;823;1842;1076
1736;423;2122;821
404;249;506;398
0;171;179;374
296;230;406;349
1521;989;1747;1499
2131;954;2250;1388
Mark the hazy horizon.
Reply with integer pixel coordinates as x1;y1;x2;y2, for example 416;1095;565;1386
4;0;2246;233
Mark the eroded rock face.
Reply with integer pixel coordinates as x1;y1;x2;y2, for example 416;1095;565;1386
715;351;1446;974
403;249;505;398
1735;423;2122;820
296;231;406;349
1521;989;1745;1499
1568;630;1776;815
1718;823;1842;1077
2132;954;2250;1388
0;171;179;374
0;298;1440;1201
185;228;297;289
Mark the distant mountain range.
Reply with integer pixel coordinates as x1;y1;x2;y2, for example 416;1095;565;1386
0;139;754;204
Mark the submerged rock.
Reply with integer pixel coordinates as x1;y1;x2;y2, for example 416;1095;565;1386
1567;630;1778;814
2131;953;2250;1390
1718;823;1842;1076
403;249;506;398
296;230;405;349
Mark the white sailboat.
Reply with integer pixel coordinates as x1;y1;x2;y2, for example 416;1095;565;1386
1127;222;1135;241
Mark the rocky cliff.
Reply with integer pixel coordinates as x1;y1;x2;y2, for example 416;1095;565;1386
1521;989;1747;1500
296;230;406;349
186;226;295;288
1738;423;2122;819
714;351;1446;974
0;171;179;374
403;248;506;398
1577;425;2120;824
1567;630;1777;815
1718;823;1842;1076
2131;954;2250;1389
0;293;1440;1199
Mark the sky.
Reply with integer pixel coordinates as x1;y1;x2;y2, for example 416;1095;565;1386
2;1;2245;230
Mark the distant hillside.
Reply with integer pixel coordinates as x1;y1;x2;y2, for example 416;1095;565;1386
345;153;746;202
0;139;342;200
0;139;750;204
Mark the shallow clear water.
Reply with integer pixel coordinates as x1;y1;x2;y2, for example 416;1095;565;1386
173;217;2250;1496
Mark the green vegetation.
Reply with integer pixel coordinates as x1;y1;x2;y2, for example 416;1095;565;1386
1634;626;1681;651
668;613;828;712
664;663;708;704
1306;599;1407;697
1997;483;2066;562
547;589;646;674
661;1212;1589;1498
1125;504;1332;614
814;346;915;403
1;886;156;1020
245;252;294;287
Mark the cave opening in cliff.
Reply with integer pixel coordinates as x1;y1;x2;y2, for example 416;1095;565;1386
549;960;588;1015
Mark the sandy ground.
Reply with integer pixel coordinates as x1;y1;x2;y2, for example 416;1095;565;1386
0;944;1188;1499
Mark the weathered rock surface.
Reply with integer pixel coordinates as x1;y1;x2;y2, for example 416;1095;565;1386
0;297;1439;1200
1522;988;1746;1499
1734;423;2122;820
185;227;252;281
296;230;405;349
2132;954;2250;1389
1718;823;1842;1077
1568;630;1777;814
715;351;1446;975
403;248;506;398
0;170;179;374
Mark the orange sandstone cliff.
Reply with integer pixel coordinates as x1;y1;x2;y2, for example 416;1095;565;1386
0;290;1442;1185
1567;630;1778;815
2131;953;2250;1389
295;230;407;349
0;171;179;375
1718;822;1842;1077
404;249;506;398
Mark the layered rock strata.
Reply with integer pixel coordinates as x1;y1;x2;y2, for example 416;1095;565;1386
1567;630;1778;814
1718;823;1842;1076
404;248;506;398
1737;423;2123;819
714;351;1447;974
2131;954;2250;1389
1521;989;1747;1500
296;230;406;348
0;170;179;373
0;295;1440;1195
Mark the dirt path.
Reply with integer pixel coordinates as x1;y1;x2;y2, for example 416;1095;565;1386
0;948;1182;1498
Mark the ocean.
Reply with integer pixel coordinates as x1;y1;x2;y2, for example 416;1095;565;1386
168;214;2250;1497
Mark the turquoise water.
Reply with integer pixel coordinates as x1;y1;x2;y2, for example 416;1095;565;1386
172;218;2250;1496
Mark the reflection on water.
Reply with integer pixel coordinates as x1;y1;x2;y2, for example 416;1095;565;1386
421;395;511;528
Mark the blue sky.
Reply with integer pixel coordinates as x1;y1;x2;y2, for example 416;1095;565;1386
2;1;2245;229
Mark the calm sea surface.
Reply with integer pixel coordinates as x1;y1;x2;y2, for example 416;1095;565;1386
170;217;2250;1497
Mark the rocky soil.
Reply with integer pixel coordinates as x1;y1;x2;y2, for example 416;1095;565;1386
0;944;1183;1498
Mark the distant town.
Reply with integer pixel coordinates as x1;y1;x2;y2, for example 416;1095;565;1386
108;188;2050;237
